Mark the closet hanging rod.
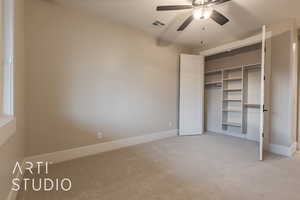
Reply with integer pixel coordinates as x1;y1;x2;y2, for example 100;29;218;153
244;63;261;68
223;66;242;72
244;103;260;108
223;88;242;92
244;63;261;71
223;77;242;81
205;81;222;86
205;65;243;75
205;63;261;75
222;109;242;112
223;99;242;102
205;69;222;75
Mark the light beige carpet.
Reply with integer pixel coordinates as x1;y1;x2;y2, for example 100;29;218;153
17;133;300;200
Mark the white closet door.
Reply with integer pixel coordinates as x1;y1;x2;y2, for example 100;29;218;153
260;25;267;161
179;54;204;136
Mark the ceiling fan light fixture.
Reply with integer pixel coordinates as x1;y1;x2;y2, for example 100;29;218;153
193;7;203;20
203;9;212;19
193;7;212;20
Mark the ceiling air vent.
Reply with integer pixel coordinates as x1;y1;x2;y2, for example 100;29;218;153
152;20;165;27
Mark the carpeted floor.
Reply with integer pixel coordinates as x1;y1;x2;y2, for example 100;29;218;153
17;133;300;200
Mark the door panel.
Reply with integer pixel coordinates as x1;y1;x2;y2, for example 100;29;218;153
260;25;267;160
179;54;204;136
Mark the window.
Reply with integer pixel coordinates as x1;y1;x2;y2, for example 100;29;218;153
0;0;15;146
1;0;14;117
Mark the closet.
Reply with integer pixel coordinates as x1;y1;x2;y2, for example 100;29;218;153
204;44;262;141
179;41;268;162
179;26;270;160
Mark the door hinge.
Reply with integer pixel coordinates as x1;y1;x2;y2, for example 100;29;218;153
264;75;266;80
263;105;268;112
262;133;264;138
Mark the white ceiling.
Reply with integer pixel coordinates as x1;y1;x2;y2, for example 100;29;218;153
56;0;300;50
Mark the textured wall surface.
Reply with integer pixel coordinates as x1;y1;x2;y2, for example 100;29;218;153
25;0;185;156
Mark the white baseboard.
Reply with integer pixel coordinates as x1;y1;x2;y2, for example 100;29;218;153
268;142;297;157
6;161;24;200
179;129;203;136
0;118;16;147
25;129;178;165
290;142;298;156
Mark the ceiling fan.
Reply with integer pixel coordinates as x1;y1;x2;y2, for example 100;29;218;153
156;0;231;31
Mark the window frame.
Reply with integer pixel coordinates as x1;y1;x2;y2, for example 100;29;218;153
2;0;14;117
0;0;16;147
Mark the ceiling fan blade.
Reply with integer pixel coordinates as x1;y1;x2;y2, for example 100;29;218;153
157;5;193;11
215;0;231;5
210;10;229;25
177;15;194;31
207;0;231;6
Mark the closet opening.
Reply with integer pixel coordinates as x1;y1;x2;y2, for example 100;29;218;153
204;43;262;143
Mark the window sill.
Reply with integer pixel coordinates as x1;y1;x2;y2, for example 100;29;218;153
0;116;16;147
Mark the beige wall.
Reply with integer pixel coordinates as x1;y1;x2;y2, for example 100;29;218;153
266;21;299;148
25;0;185;156
269;31;291;147
0;0;25;198
298;34;300;148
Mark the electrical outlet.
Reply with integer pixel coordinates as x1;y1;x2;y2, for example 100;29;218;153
97;132;103;139
168;122;173;127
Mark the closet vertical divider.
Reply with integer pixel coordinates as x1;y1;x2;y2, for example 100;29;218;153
241;66;247;133
221;70;225;130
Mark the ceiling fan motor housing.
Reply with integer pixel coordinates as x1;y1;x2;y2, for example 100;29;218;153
193;0;218;6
